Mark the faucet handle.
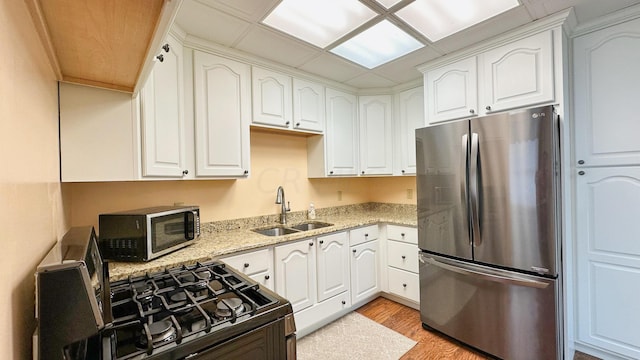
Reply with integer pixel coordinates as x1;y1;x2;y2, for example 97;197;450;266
286;201;291;212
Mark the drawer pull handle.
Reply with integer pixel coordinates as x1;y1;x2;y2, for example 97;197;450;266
244;263;249;268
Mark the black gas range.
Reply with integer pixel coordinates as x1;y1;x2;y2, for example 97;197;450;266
34;226;296;360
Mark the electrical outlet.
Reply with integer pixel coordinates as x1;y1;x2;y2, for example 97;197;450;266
406;189;413;199
337;190;343;201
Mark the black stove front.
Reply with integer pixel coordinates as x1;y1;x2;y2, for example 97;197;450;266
103;260;295;360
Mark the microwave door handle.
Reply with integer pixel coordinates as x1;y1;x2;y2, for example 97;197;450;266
185;212;195;240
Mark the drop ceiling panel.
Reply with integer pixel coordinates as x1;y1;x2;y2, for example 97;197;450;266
234;26;320;68
298;53;366;83
374;47;441;84
344;73;397;88
175;1;252;47
194;0;278;21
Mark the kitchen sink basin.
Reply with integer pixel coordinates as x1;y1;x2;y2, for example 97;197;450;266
252;226;300;237
289;221;333;231
252;221;333;236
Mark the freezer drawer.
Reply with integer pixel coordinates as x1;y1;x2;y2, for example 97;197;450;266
419;253;559;360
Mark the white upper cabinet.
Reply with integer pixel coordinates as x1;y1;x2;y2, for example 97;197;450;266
140;34;186;177
325;88;359;176
573;17;640;167
482;31;554;113
193;50;251;177
252;67;293;129
425;57;478;124
359;95;393;176
396;86;425;175
293;78;324;132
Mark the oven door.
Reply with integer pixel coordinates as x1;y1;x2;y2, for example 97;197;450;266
183;318;291;360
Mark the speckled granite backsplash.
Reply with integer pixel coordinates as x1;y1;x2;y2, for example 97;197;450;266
202;202;417;232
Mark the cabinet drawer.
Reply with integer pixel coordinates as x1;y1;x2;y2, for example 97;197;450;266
386;225;417;244
220;248;272;277
294;291;351;335
387;267;419;303
350;225;379;246
387;240;418;273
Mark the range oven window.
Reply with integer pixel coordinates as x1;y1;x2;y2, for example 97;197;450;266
151;212;194;252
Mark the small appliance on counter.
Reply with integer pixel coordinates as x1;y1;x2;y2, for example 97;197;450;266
34;226;296;360
98;205;200;262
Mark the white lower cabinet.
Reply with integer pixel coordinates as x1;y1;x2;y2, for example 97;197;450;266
274;239;316;313
219;248;274;291
349;225;381;305
385;225;420;304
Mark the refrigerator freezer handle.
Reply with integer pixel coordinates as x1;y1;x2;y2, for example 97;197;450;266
469;132;482;246
461;134;470;246
422;255;549;289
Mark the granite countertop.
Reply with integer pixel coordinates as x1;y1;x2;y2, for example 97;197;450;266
108;203;417;281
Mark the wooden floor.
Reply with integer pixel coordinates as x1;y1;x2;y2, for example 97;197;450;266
356;297;489;360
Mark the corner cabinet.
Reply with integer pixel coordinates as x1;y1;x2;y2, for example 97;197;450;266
324;88;359;176
396;86;425;175
140;34;186;177
193;51;250;177
422;30;555;124
359;95;393;176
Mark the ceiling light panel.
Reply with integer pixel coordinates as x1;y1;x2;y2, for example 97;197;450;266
330;20;424;69
262;0;377;49
395;0;519;42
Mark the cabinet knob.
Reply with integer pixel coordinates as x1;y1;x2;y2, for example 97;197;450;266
341;300;346;305
182;169;189;175
296;123;300;127
469;109;475;114
361;171;365;175
352;249;357;254
309;242;314;246
485;105;492;111
401;233;405;237
285;121;290;126
329;171;334;175
578;171;585;176
162;43;170;53
156;54;164;62
265;275;270;280
402;283;407;288
578;160;585;165
401;170;405;174
319;240;324;245
243;170;249;175
401;255;406;260
364;233;368;237
244;263;249;268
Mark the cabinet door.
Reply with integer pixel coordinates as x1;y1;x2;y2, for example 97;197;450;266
220;248;274;291
293;78;324;132
573;17;640;167
482;31;554;113
350;240;380;304
193;51;250;177
576;168;640;359
140;34;185;177
325;88;358;176
316;232;349;302
252;67;292;128
397;87;424;175
275;239;316;313
359;95;393;176
425;56;477;124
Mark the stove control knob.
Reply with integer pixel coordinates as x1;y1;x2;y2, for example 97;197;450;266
244;263;249;268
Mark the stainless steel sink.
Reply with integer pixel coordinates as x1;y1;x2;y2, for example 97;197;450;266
289;221;333;231
252;226;300;237
252;221;333;236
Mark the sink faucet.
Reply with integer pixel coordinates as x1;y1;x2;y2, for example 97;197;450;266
275;186;291;224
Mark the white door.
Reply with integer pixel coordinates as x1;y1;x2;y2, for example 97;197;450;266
573;17;640;167
576;167;640;359
140;34;185;177
316;232;350;302
397;87;424;175
359;95;393;176
425;56;477;124
482;31;554;113
275;239;317;313
293;78;324;132
350;240;380;304
252;67;292;128
325;88;358;176
193;51;250;177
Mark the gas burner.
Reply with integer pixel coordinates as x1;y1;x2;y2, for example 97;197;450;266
179;272;210;292
214;297;245;319
170;291;188;303
209;280;223;292
134;282;155;304
196;270;212;281
138;319;177;348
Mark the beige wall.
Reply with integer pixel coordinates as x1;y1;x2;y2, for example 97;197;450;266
69;130;416;228
0;1;68;359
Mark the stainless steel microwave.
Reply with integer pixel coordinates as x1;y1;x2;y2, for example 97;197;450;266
98;205;200;262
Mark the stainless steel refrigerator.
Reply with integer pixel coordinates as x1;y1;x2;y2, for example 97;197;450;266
416;105;562;360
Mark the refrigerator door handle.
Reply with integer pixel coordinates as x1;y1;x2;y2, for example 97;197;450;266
469;132;481;246
461;134;470;246
420;254;549;289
